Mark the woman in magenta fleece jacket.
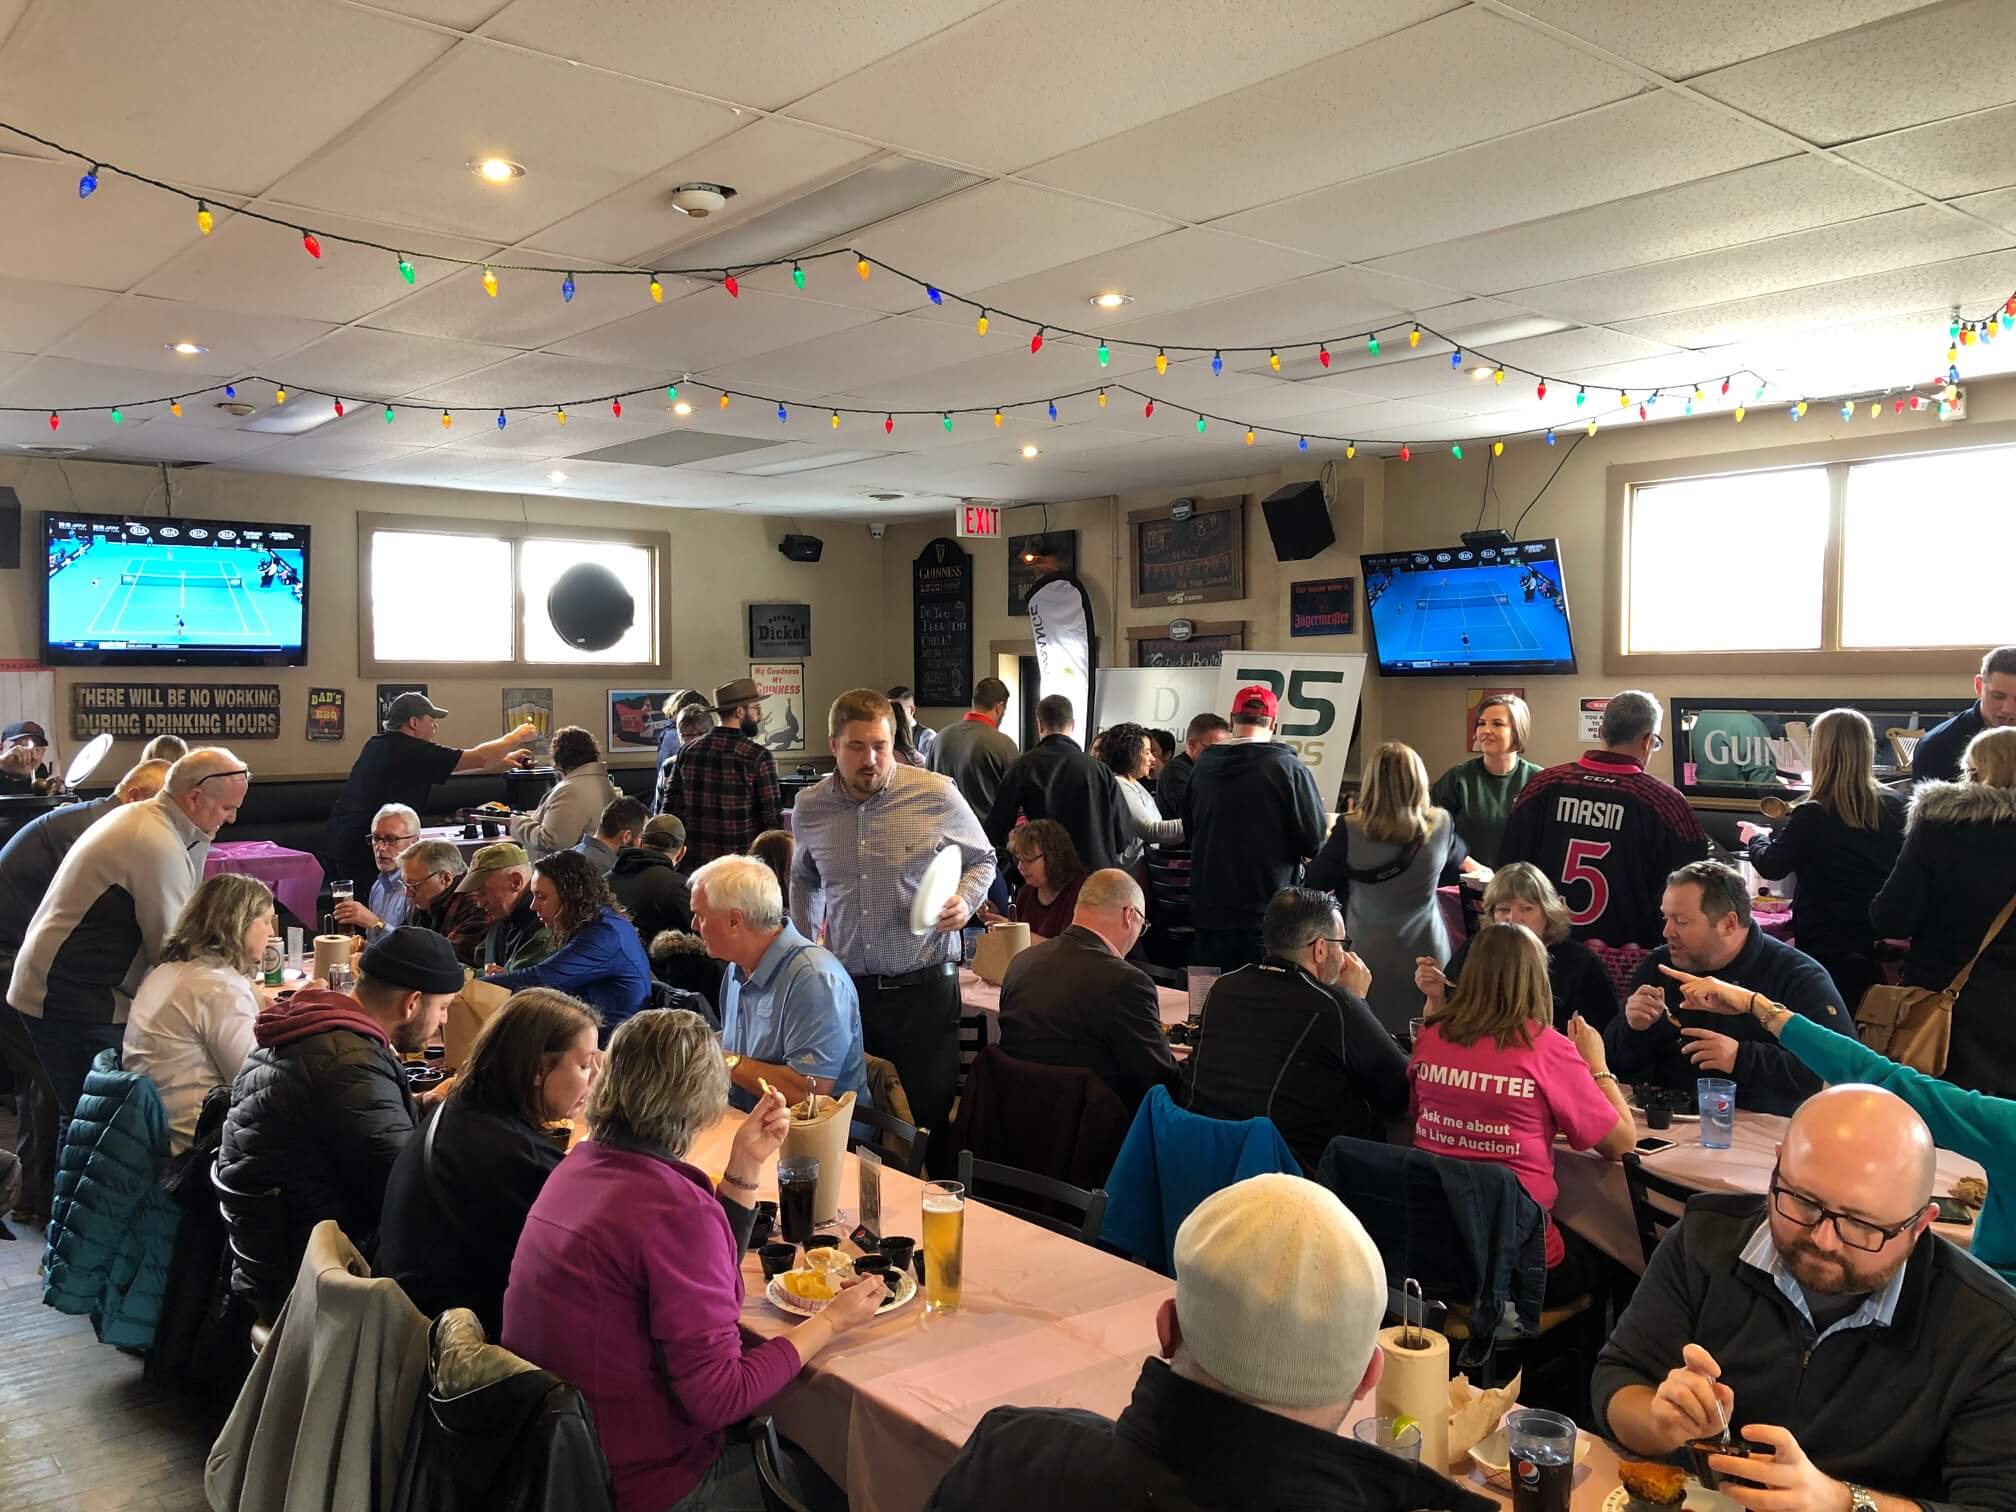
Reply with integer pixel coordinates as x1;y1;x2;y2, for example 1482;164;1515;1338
503;1007;884;1512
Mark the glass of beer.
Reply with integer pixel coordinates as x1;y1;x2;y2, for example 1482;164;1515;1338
921;1180;965;1313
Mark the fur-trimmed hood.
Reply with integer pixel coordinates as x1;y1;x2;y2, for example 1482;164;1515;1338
1908;779;2016;830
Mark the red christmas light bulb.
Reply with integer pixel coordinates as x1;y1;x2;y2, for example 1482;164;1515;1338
47;411;58;431
1144;399;1155;418
1721;378;1731;396
723;275;740;298
611;398;622;418
334;398;344;417
1895;398;1905;413
302;231;321;259
1030;328;1044;355
884;414;893;434
1318;345;1330;368
1399;444;1411;462
1536;380;1547;400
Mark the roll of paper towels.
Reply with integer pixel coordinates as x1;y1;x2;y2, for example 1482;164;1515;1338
1375;1323;1451;1471
313;934;351;982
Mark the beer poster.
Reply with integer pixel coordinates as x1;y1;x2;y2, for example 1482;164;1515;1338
503;687;554;762
750;663;806;756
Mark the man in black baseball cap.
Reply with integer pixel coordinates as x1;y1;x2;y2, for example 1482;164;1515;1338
0;721;50;796
320;690;538;895
216;926;465;1297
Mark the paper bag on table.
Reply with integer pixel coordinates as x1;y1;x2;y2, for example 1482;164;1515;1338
1445;1370;1522;1470
971;922;1031;985
779;1091;856;1225
442;975;512;1072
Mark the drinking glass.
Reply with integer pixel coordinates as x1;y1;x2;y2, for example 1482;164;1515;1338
330;878;355;932
921;1180;965;1313
1352;1416;1422;1461
1506;1408;1576;1512
777;1156;821;1246
1698;1077;1736;1150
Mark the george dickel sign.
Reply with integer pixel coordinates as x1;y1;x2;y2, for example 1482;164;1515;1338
747;602;811;659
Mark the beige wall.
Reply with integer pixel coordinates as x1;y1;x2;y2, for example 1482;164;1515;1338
2;459;882;778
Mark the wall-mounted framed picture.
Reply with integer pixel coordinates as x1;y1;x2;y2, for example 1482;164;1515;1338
1129;496;1245;610
1125;620;1246;668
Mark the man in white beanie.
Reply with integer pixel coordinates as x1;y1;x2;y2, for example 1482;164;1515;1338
923;1174;1493;1512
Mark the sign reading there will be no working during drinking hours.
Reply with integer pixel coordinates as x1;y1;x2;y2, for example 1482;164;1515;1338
72;683;283;740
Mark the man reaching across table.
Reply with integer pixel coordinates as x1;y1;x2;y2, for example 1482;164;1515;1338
1594;1084;2016;1512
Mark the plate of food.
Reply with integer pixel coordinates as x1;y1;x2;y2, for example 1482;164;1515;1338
766;1247;916;1318
1468;1425;1593;1490
1607;1460;1741;1512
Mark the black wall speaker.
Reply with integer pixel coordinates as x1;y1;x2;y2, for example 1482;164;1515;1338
1260;480;1334;560
547;562;636;650
778;533;824;563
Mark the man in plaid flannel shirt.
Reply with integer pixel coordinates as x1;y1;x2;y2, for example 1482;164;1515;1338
660;677;784;868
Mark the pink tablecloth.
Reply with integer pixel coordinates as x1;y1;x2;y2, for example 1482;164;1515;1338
958;967;1189;1028
1554;1108;1984;1272
204;840;323;926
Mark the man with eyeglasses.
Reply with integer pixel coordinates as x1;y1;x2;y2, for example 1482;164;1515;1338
1182;887;1406;1173
397;839;488;967
1594;1084;2016;1512
331;803;420;940
997;868;1180;1112
8;747;250;1135
1499;688;1707;948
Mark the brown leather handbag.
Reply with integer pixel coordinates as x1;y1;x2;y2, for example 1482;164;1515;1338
1855;892;2016;1075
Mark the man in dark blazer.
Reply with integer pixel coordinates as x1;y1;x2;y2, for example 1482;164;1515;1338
997;869;1180;1109
985;693;1129;873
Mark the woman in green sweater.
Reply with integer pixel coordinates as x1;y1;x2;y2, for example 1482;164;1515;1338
1658;963;2013;1285
1430;692;1540;868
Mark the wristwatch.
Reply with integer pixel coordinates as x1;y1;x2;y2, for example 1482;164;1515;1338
1846;1485;1877;1512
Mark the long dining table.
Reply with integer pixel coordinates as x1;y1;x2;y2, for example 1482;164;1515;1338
957;966;1191;1028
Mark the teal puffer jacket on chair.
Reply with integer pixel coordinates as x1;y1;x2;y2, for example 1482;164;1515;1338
43;1047;181;1349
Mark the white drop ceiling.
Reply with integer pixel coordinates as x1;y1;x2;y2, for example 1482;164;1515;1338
0;0;2011;517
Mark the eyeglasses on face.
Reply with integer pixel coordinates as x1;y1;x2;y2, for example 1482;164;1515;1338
1769;1168;1920;1253
401;871;449;894
370;832;418;847
192;768;252;787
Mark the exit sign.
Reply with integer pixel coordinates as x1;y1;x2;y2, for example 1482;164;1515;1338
956;503;1002;539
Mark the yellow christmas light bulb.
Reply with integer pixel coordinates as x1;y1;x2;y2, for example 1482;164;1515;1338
170;400;182;417
1269;351;1280;372
1245;428;1256;445
1870;401;1881;419
719;393;730;409
1493;368;1504;385
976;312;989;337
1796;400;1808;416
1097;389;1107;408
831;411;840;429
1492;440;1504;456
196;204;213;237
993;409;1003;427
441;410;452;430
1734;405;1746;422
556;407;567;425
1155;350;1168;375
856;257;870;280
1408;326;1421;348
649;277;663;304
274;387;286;404
1345;443;1355;460
482;266;498;298
1588;419;1598;435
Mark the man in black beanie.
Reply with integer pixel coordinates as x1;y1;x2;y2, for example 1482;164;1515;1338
217;927;465;1305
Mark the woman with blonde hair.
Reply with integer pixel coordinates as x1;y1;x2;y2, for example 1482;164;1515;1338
1410;921;1634;1300
122;873;275;1154
1415;861;1618;1030
1872;725;2016;1095
1308;741;1463;1031
1430;692;1540;867
504;1008;884;1510
1740;707;1905;1009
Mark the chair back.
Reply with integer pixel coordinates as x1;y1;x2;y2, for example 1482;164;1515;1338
847;1103;929;1178
957;1149;1107;1244
956;1011;992;1093
951;1045;1132;1193
651;979;719;1030
209;1157;291;1325
1622;1152;1699;1268
749;1417;811;1512
1142;849;1194;972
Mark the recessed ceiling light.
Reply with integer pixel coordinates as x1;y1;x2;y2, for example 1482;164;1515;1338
165;342;208;355
672;400;693;416
1088;293;1133;309
547;471;568;484
468;157;526;183
1021;444;1040;458
1467;365;1491;380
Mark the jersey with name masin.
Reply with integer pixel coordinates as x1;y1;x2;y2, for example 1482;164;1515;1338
1497;750;1708;947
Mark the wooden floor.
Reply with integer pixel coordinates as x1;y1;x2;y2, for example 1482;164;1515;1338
0;1108;218;1512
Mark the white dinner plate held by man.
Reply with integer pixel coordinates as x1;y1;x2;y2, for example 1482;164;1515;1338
909;844;964;936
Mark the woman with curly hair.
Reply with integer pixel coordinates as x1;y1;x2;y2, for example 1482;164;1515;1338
1095;720;1183;868
511;725;619;859
490;849;653;1037
979;819;1088;942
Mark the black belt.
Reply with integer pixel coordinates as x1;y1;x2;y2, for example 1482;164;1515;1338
850;961;958;993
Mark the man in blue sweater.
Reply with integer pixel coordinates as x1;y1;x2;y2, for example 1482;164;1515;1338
1604;861;1851;1114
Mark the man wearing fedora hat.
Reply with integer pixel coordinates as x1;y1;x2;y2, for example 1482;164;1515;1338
658;677;784;869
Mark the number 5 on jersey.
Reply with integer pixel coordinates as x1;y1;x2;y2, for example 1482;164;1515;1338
1561;838;1612;927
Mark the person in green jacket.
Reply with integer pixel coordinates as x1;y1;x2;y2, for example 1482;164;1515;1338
1658;963;2013;1286
1431;692;1540;868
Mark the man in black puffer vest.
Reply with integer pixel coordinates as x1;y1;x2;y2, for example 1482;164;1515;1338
217;927;463;1304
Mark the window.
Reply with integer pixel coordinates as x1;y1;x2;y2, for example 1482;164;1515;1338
1610;438;2016;673
358;513;663;676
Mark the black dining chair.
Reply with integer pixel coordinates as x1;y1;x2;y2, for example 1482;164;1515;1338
748;1416;811;1512
1622;1152;1701;1269
847;1103;930;1178
957;1149;1108;1244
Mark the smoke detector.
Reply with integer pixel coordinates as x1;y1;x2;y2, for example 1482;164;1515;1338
215;400;258;417
670;182;737;218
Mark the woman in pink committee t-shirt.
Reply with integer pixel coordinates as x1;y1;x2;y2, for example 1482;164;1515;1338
1410;922;1635;1297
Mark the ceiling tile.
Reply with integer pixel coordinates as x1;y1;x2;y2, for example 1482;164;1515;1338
1025;7;1644;221
233;419;450;472
1955;187;2016;238
1216;92;1787;264
0;0;450;194
0;277;117;353
45;295;337;378
1839;103;2016;201
1500;1;1939;79
0;355;228;410
786;0;1455;174
0;156;206;290
1692;0;2008;146
277;327;522;399
404;351;675;411
705;314;986;397
1364;156;1918;295
548;287;884;374
363;1;508;27
265;44;745;243
1517;205;2012;325
1107;266;1463;350
80;419;289;465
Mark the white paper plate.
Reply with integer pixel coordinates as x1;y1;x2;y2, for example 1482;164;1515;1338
1602;1480;1739;1512
64;731;114;789
909;845;963;936
766;1266;916;1318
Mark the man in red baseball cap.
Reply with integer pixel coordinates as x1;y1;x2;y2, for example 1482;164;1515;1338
1180;684;1327;969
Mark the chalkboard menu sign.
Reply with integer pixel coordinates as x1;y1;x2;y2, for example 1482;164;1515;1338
1130;497;1246;609
1126;621;1245;668
912;537;973;707
1008;529;1077;617
1289;577;1355;638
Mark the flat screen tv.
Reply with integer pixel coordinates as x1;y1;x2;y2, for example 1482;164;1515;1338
1360;537;1577;677
43;511;310;667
